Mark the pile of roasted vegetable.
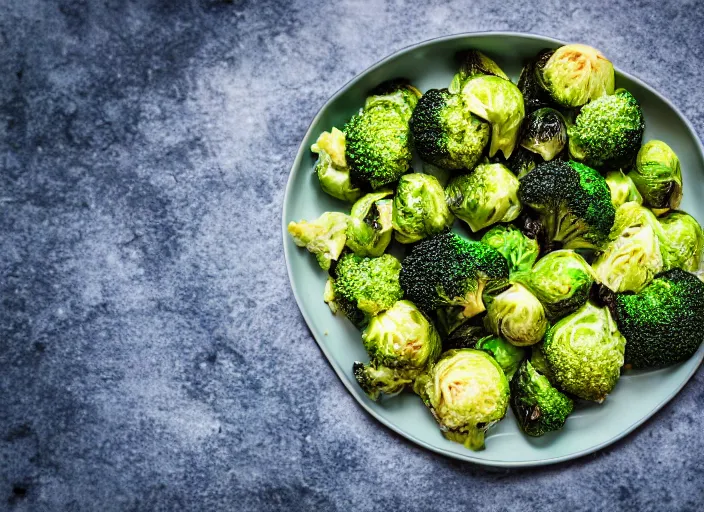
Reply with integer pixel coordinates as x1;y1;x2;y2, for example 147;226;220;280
288;43;704;450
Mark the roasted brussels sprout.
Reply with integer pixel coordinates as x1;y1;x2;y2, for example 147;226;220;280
484;284;548;347
474;335;526;381
410;89;490;171
568;89;645;171
460;75;525;158
445;163;521;232
311;127;362;202
505;146;539;178
628;140;682;213
530;343;553;380
400;232;509;334
592;202;664;292
288;212;349;270
543;301;626;402
519;108;567;161
518;160;615;250
514;250;595;321
602;269;704;369
414;349;510;450
450;49;509;93
392;173;454;243
344;190;393;256
659;211;704;272
511;360;574;437
518;49;554;113
537;44;614;108
443;320;490;350
327;253;404;327
345;80;420;189
480;225;540;276
605;170;642;208
353;300;442;400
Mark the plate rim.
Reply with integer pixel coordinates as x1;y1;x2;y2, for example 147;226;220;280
280;31;704;467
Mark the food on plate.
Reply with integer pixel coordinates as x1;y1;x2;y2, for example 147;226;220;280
518;107;567;161
287;212;349;270
484;284;548;347
392;173;454;243
345;190;394;257
629;140;682;213
605;170;642;208
480;224;540;276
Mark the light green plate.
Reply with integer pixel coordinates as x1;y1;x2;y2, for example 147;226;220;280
281;32;704;467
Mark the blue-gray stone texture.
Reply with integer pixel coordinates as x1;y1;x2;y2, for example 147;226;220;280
2;0;704;510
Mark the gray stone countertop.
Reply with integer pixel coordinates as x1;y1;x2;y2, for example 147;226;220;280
1;0;703;510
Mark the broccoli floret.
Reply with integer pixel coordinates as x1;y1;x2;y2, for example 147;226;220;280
518;160;615;250
399;232;509;332
568;89;644;171
328;253;404;327
345;80;420;189
510;360;574;437
604;269;704;369
410;89;490;171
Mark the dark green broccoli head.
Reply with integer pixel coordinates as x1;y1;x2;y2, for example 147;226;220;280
510;360;574;437
345;81;420;189
607;269;704;369
410;89;489;171
518;160;615;249
568;89;644;171
331;253;404;327
399;232;509;329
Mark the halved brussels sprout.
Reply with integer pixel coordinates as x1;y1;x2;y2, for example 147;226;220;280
543;301;625;402
345;190;393;256
480;225;539;276
288;212;349;270
514;250;595;321
484;283;548;347
445;163;521;232
659;211;704;272
538;44;615;108
354;300;442;401
392;173;454;244
628;140;682;213
519;108;567;161
449;49;509;93
311;127;362;202
592;202;664;292
605;170;643;208
460;75;525;158
414;349;510;450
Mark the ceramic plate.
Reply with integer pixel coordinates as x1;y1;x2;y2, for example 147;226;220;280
281;32;704;467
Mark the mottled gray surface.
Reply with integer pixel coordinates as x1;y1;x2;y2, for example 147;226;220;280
1;0;704;510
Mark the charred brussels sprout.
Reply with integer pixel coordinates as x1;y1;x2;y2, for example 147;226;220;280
311;128;362;202
514;250;595;321
474;335;526;381
443;320;490;350
518;160;615;250
450;49;509;93
327;253;404;327
506;146;539;178
288;212;349;270
446;163;521;232
568;89;644;171
414;349;510;450
605;170;642;208
659;211;704;272
460;75;525;158
538;44;615;108
628;140;682;213
410;89;490;171
518;49;554;113
345;80;420;189
345;190;393;256
480;225;540;276
592;202;664;292
543;301;625;402
392;173;454;243
603;269;704;369
400;232;509;333
519;108;567;161
484;284;548;347
510;360;574;437
353;300;442;400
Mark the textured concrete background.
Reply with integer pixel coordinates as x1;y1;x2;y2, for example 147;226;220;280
1;0;704;510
